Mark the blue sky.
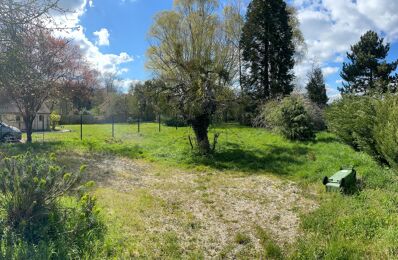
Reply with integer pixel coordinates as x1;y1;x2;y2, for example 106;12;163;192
61;0;398;98
80;0;173;81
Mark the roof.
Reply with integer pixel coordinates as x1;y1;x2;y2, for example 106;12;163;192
0;102;51;114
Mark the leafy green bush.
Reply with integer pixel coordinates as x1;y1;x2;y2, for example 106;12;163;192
326;94;398;168
325;95;378;157
50;112;61;131
258;95;317;141
164;117;188;127
373;94;398;168
0;153;105;259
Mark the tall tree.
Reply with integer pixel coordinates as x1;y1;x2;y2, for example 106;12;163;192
306;66;328;107
147;0;240;154
240;0;295;102
339;30;398;95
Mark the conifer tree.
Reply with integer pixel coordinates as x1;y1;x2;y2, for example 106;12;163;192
339;30;398;94
306;66;328;107
240;0;295;102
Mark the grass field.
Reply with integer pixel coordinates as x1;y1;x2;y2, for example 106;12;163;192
2;123;397;258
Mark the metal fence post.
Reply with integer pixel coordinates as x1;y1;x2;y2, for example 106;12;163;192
158;114;161;132
80;114;83;140
112;116;115;138
42;116;44;143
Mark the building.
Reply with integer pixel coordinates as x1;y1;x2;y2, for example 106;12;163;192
0;102;51;131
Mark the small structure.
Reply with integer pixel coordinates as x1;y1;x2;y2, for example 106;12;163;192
0;102;51;131
323;167;357;192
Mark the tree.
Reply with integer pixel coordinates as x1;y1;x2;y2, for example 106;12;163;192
240;0;295;103
306;66;328;107
63;65;100;112
0;0;62;46
147;0;240;154
339;30;398;95
0;26;76;142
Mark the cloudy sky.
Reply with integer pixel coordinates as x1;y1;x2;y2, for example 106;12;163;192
58;0;398;98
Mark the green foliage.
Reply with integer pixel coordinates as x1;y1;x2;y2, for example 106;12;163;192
147;0;241;154
373;94;398;168
164;117;188;127
50;111;61;131
0;153;105;259
1;123;396;258
340;30;398;94
306;66;328;107
240;0;295;101
326;93;398;168
260;95;316;141
325;95;379;158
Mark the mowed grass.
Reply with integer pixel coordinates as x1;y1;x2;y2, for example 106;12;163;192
2;123;398;258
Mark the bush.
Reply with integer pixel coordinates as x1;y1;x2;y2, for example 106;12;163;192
258;95;319;141
164;117;188;127
0;153;105;259
326;94;398;168
50;112;61;131
373;94;398;168
325;95;379;157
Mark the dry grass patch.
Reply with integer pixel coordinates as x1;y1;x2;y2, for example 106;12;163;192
60;154;316;258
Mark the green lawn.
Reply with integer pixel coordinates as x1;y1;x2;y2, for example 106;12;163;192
2;123;398;258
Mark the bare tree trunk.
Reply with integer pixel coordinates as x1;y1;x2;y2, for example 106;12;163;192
191;114;211;155
24;115;34;143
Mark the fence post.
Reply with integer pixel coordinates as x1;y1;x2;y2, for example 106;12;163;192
42;116;45;143
80;114;83;140
112;116;115;138
137;117;140;133
158;114;161;132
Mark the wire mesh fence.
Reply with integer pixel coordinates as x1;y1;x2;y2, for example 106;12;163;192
0;110;239;147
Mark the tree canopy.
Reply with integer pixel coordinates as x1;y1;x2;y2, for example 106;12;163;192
339;30;398;95
147;0;241;154
240;0;296;103
306;66;328;107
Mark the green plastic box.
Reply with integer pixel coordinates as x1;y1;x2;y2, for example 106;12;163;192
323;167;357;192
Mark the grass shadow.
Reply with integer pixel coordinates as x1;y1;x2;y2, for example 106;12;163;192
189;143;309;176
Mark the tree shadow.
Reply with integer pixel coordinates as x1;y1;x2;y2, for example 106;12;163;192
189;143;309;176
316;135;341;144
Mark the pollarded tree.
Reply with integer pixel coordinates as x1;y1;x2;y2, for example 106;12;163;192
306;66;328;107
240;0;295;102
339;30;398;95
147;0;240;154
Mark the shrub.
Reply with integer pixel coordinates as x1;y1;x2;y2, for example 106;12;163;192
373;94;398;168
325;95;381;160
258;95;318;141
0;153;105;259
164;117;188;127
50;112;61;131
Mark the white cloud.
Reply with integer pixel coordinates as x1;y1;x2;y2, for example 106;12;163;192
322;66;339;77
293;0;398;86
51;1;133;76
93;28;110;46
118;68;129;75
89;0;94;7
115;79;141;92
